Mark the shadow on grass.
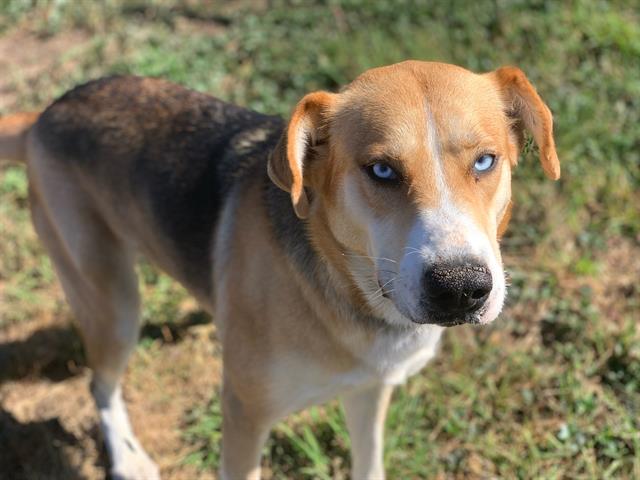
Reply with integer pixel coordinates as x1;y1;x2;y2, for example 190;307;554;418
0;324;85;383
0;407;104;480
264;420;350;480
0;310;210;383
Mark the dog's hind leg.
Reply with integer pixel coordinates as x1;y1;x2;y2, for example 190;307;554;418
27;151;159;479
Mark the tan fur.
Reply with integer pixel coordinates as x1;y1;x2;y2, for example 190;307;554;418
3;61;559;480
0;112;39;162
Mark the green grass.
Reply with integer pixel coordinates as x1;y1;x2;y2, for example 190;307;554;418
1;0;639;478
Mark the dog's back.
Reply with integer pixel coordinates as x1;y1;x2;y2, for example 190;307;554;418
32;76;284;298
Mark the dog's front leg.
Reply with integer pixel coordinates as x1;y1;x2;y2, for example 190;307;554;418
342;383;394;480
220;384;271;480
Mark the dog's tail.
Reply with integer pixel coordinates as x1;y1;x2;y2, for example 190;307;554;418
0;112;39;164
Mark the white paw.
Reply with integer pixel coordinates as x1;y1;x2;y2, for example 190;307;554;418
109;438;160;480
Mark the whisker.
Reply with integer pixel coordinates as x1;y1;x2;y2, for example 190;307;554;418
367;276;397;302
369;295;386;309
368;283;390;300
379;276;396;290
370;288;397;304
347;265;397;278
377;269;397;275
369;285;392;301
342;253;397;264
369;291;386;303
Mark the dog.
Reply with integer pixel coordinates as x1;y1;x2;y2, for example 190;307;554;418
0;60;559;479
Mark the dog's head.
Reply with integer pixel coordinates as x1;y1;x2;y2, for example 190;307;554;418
268;61;559;327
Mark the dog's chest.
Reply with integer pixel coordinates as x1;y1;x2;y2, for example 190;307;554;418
355;325;444;384
268;326;443;417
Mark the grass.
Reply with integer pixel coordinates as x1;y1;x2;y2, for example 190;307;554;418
1;0;639;478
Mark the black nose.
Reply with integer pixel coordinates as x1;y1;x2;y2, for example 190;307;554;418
423;260;492;315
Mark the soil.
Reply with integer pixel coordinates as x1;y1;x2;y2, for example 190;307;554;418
0;308;221;480
0;28;90;112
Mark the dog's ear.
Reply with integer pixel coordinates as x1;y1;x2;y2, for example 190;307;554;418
489;66;560;180
268;91;335;219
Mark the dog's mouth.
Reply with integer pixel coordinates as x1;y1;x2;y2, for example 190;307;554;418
374;281;479;327
372;260;502;327
376;277;489;327
410;309;485;327
380;290;486;328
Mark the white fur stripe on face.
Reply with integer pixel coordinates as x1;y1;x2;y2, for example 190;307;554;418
425;102;450;205
383;102;506;324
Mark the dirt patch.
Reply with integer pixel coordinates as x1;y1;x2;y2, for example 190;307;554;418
0;311;221;479
593;236;640;322
0;28;90;112
127;320;221;480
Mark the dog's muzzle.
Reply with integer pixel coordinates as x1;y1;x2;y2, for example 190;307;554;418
419;258;493;326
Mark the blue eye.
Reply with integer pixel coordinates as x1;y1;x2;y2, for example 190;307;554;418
474;154;496;173
368;163;399;182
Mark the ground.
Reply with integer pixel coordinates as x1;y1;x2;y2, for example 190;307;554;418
0;304;219;480
0;2;639;479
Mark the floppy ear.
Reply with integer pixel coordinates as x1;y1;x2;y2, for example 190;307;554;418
490;66;560;180
268;91;335;219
